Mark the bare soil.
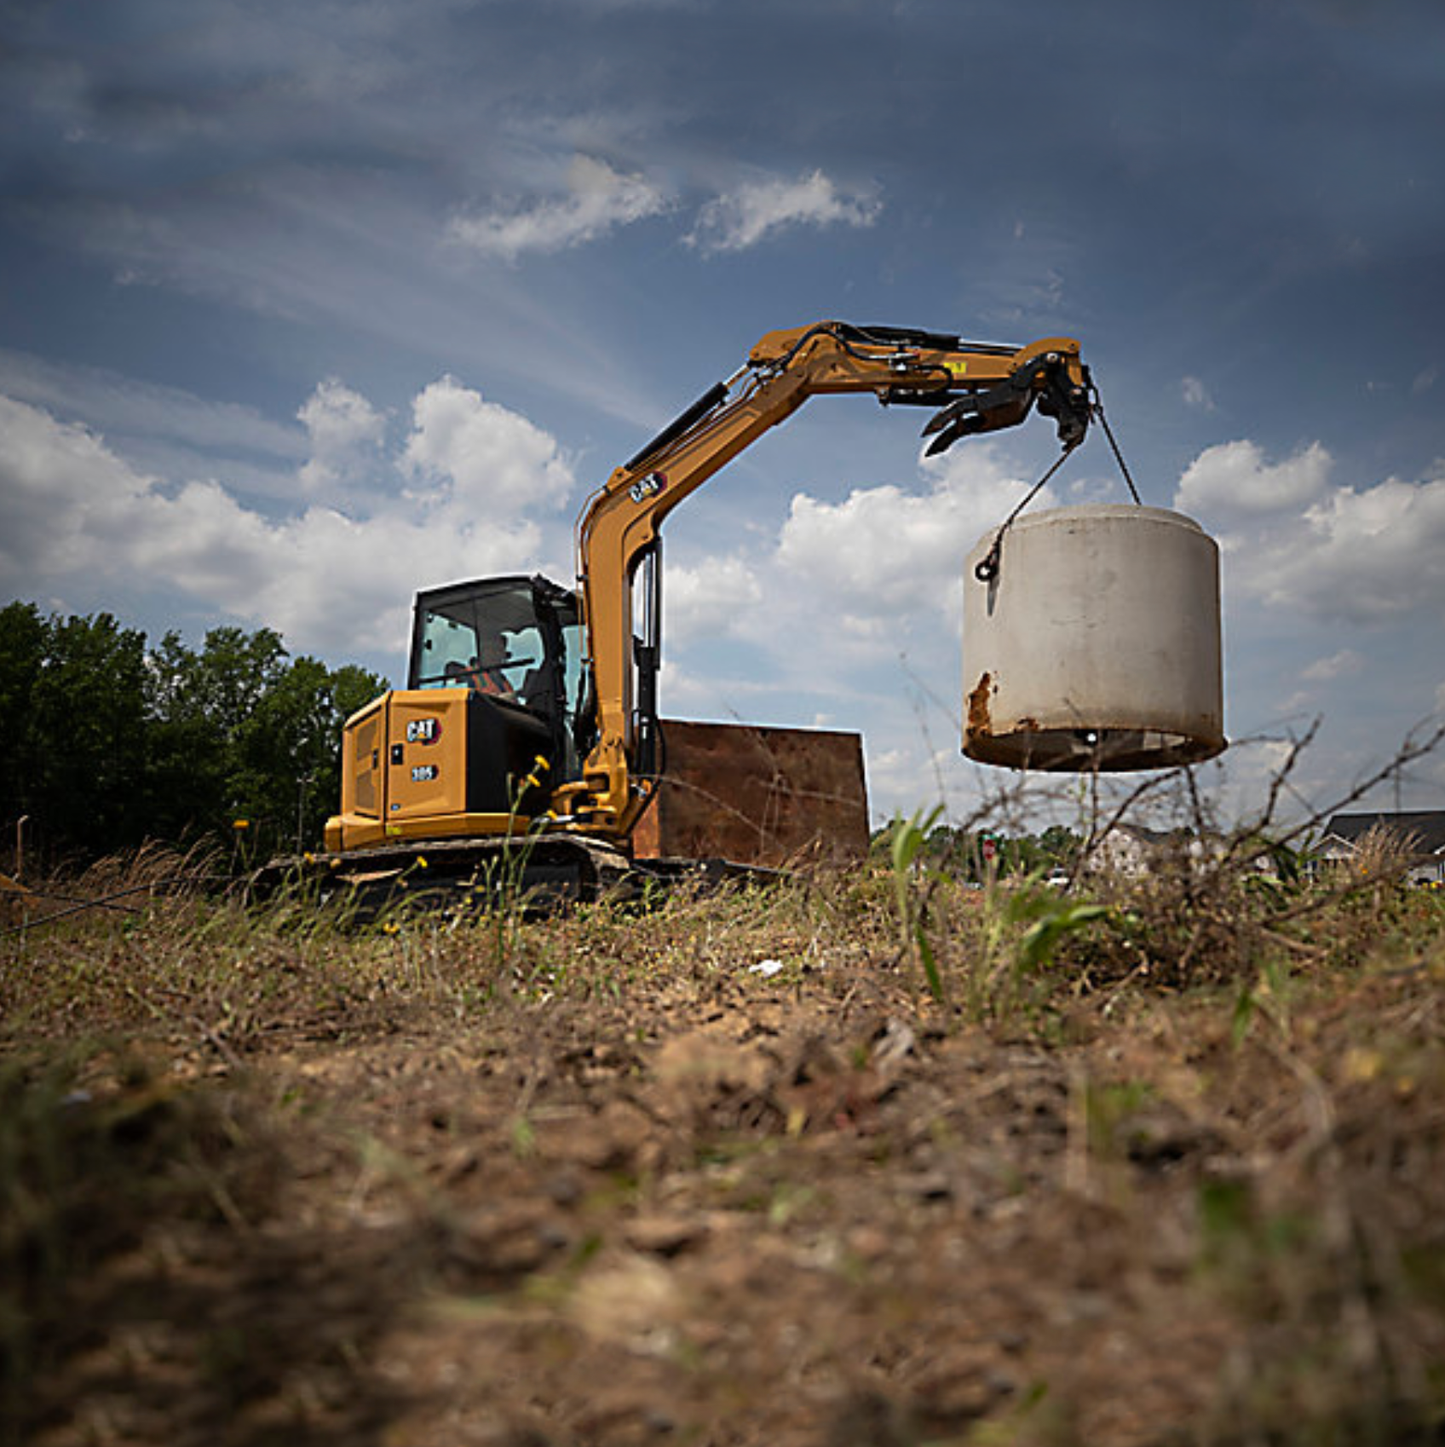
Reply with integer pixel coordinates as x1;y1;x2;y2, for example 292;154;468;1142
5;886;1445;1447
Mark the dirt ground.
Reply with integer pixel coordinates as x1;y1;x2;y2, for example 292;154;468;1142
6;887;1445;1447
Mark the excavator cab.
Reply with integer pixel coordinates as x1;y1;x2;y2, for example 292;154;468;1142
410;575;585;768
409;573;588;789
325;574;589;852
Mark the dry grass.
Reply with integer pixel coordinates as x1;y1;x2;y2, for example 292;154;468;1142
2;811;1444;1445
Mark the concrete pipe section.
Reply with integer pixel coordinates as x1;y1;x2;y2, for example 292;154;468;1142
962;505;1226;772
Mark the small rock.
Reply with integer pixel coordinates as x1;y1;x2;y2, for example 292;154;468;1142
624;1213;710;1257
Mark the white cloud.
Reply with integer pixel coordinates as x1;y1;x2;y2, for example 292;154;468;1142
0;395;145;583
774;447;1055;628
1300;648;1364;682
1273;475;1445;621
1174;438;1445;626
1176;438;1331;518
297;378;387;501
0;382;577;656
299;378;385;456
1278;647;1368;715
1184;736;1311;831
686;170;881;254
447;155;668;260
1181;376;1214;411
662;554;764;643
402;376;574;517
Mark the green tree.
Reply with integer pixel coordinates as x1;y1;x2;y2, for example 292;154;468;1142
226;656;386;855
0;603;389;864
142;638;231;848
233;657;333;853
146;631;388;857
1037;824;1083;867
143;626;291;847
1000;833;1043;876
0;602;47;848
184;626;288;724
27;612;150;855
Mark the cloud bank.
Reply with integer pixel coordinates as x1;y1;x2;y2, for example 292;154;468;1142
446;158;881;261
0;381;577;655
686;170;882;254
447;156;669;261
1176;440;1445;625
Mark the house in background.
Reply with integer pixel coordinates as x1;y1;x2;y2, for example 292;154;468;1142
1316;811;1445;886
1086;822;1217;879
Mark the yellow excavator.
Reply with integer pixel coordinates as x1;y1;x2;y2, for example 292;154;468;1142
311;321;1094;899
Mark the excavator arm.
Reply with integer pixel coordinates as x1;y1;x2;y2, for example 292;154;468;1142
551;321;1093;837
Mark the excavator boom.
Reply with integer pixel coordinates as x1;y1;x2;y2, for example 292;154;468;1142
555;321;1091;835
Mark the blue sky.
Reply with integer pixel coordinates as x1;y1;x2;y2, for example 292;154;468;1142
2;0;1443;827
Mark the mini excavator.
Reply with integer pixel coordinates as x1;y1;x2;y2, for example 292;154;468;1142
307;322;1094;900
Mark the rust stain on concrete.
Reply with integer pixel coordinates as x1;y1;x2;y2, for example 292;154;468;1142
965;672;994;741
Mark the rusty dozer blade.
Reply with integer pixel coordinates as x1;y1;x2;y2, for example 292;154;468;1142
633;720;870;870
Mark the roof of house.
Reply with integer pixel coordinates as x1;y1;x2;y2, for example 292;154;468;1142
1105;822;1196;843
1319;810;1445;855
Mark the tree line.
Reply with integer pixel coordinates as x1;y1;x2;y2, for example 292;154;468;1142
870;818;1084;882
0;601;389;870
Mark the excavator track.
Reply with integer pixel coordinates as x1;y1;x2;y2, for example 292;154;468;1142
251;834;777;921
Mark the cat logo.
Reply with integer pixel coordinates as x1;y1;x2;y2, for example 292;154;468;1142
628;472;666;504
